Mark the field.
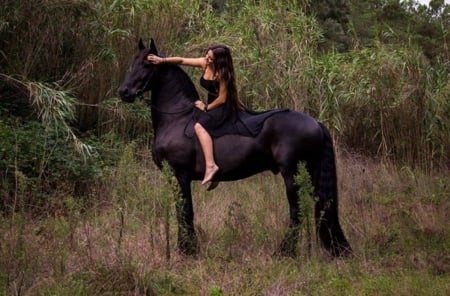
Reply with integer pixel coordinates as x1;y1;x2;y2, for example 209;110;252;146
1;1;449;295
1;147;449;295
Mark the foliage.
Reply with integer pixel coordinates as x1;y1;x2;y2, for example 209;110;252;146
295;162;317;258
306;46;449;169
347;0;450;63
0;0;449;205
306;0;352;51
0;117;105;213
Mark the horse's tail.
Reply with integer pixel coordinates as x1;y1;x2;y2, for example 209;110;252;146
312;123;352;257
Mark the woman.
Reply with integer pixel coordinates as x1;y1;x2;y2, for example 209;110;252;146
147;45;241;185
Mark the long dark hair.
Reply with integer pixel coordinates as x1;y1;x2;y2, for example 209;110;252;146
208;45;244;111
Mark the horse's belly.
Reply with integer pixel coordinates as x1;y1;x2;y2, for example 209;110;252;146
213;137;277;178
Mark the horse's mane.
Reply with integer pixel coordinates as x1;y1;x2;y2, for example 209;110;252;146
165;64;200;102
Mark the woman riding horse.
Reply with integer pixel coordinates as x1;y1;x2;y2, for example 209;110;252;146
119;39;352;257
148;45;284;185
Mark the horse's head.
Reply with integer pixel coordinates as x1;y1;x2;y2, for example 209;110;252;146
118;38;159;102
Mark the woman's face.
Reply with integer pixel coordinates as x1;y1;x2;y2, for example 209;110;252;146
205;50;215;66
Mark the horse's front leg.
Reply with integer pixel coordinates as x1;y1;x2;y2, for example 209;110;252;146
276;171;300;257
175;174;199;256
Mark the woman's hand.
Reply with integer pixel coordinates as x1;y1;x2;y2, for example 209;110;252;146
194;100;207;111
147;54;164;64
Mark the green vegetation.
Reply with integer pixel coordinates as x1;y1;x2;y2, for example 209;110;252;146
1;155;449;295
0;0;449;294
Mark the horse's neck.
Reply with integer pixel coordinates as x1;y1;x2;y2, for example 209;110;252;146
153;66;198;107
151;66;198;128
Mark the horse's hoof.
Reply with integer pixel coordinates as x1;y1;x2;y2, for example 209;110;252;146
178;237;199;257
330;245;353;258
178;249;199;259
207;181;219;191
273;248;297;258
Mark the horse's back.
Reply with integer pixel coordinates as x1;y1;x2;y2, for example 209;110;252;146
210;110;324;179
262;110;323;147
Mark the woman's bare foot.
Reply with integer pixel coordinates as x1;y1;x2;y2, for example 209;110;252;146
202;164;219;185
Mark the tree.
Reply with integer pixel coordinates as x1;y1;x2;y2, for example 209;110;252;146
306;0;352;51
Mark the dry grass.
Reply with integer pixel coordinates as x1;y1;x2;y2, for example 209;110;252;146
1;147;449;295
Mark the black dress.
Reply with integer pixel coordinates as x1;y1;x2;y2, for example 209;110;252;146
194;76;288;138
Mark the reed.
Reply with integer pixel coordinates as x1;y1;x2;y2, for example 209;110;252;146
305;47;449;170
1;0;448;171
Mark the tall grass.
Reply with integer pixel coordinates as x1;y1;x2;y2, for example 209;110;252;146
1;0;448;169
1;148;449;295
306;47;449;170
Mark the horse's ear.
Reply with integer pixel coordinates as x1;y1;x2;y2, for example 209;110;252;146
138;38;146;50
149;38;158;54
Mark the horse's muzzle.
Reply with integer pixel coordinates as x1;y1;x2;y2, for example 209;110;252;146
117;86;136;103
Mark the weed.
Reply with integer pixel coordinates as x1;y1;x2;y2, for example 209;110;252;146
295;162;317;258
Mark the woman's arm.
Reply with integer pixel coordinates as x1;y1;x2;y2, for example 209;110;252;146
194;79;227;112
205;79;227;110
147;54;206;69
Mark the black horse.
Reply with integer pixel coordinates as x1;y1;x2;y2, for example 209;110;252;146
118;39;351;257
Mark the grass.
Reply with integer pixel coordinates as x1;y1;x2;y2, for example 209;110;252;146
1;147;449;295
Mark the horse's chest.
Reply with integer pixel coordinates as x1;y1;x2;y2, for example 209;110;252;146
153;133;193;160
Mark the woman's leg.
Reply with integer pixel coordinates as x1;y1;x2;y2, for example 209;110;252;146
194;123;219;184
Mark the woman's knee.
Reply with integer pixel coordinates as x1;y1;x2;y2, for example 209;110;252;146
194;122;205;133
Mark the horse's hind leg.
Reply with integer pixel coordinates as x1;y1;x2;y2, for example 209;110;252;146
276;170;301;257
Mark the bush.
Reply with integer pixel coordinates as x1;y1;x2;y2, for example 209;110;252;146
0;117;106;213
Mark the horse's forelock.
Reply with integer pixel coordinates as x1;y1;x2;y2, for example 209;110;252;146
135;48;150;60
